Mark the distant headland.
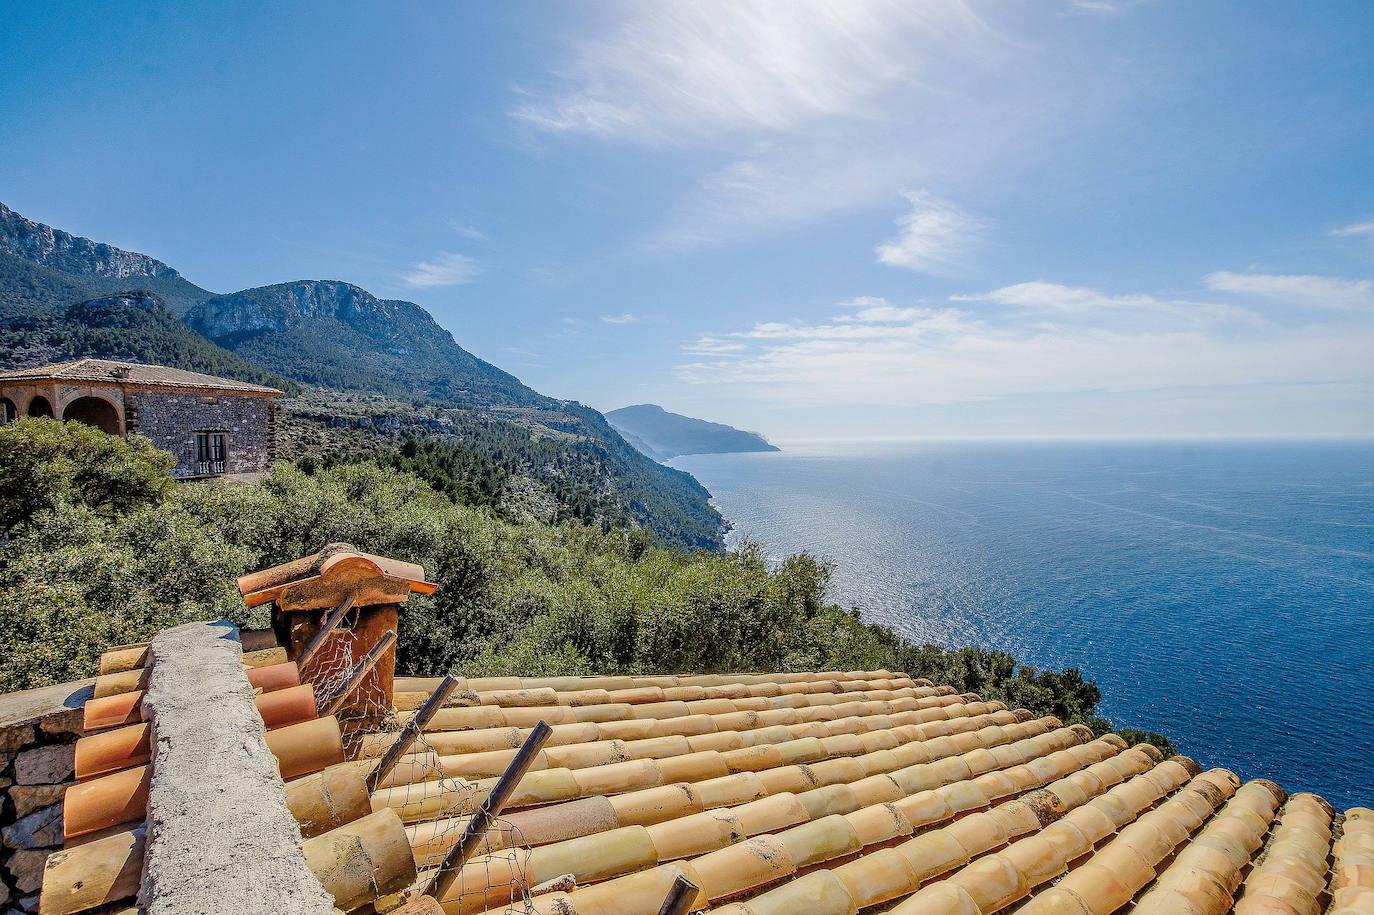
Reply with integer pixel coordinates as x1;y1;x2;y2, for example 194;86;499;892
606;403;780;461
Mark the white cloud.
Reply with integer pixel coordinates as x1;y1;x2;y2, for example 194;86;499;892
1332;222;1374;238
959;281;1161;312
1064;0;1148;15
515;2;992;143
677;283;1374;408
1204;271;1374;310
517;1;1048;248
449;222;488;241
955;281;1262;325
682;336;747;356
875;191;983;273
400;252;481;288
600;313;640;324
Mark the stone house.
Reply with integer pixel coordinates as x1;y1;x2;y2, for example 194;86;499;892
0;358;281;480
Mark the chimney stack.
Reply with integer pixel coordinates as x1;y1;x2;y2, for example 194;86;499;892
237;544;436;731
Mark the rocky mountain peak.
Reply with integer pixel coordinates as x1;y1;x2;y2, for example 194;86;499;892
0;202;182;281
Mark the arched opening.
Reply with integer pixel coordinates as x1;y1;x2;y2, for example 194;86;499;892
0;397;16;425
26;395;53;419
62;396;121;434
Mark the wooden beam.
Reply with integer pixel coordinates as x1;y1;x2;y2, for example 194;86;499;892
297;594;354;669
321;630;396;717
421;720;553;902
366;675;460;792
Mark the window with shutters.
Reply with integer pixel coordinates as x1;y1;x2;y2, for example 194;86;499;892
194;431;228;475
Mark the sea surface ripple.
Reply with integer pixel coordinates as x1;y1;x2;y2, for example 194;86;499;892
673;438;1374;809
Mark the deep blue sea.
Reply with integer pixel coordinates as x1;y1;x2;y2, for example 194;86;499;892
673;439;1374;810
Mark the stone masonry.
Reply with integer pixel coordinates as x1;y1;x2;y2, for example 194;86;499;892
0;680;89;915
0;360;281;481
129;390;275;479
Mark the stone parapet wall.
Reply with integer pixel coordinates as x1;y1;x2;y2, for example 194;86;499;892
0;681;90;915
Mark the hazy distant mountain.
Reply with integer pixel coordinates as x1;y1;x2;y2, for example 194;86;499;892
0;202;726;550
606;404;780;461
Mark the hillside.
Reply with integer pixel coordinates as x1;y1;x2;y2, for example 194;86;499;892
184;280;541;407
606;403;780;461
0;202;725;550
0;203;212;314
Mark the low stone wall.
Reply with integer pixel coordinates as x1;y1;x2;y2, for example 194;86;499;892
0;680;91;915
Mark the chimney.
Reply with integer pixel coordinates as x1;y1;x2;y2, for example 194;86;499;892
236;544;436;731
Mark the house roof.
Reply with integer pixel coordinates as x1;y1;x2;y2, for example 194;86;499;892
0;358;282;395
42;641;1374;915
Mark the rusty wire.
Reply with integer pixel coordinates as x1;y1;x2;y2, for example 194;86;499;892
304;628;536;913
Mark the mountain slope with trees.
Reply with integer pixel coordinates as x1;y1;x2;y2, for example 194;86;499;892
0;202;725;550
0;417;1176;761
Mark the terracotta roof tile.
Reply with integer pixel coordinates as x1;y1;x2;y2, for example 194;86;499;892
32;635;1373;915
0;357;282;394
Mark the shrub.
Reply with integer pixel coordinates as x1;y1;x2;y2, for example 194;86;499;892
0;420;1173;753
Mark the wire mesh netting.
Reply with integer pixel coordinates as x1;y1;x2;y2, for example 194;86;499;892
304;625;536;914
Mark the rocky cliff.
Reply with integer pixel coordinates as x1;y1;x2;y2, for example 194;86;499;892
184;280;539;407
0;202;181;281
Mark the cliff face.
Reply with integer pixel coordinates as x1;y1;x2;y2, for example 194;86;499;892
185;281;450;353
184;280;538;406
0;202;181;281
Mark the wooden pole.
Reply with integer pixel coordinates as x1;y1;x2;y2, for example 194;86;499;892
421;720;552;902
657;873;701;915
366;675;460;792
322;629;395;717
297;594;355;669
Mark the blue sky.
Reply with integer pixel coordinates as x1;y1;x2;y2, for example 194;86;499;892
3;1;1372;440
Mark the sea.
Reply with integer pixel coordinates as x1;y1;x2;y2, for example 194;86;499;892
673;438;1374;810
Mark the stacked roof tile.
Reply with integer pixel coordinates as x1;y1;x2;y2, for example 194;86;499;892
28;549;1374;915
0;358;281;394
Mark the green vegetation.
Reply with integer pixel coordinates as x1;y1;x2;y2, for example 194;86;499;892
185;281;545;408
280;391;725;551
2;234;725;550
0;254;289;389
0;419;1174;755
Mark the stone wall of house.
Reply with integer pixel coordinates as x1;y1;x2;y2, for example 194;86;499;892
0;680;89;915
130;391;275;478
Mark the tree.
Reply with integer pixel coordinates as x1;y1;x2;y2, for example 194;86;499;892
0;418;173;533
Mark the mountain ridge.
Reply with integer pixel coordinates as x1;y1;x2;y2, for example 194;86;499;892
0;202;725;550
0;203;213;314
184;279;542;407
606;404;780;461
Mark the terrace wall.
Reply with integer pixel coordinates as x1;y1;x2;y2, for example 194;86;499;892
0;681;90;915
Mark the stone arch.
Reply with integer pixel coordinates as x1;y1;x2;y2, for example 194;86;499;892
0;397;16;424
26;395;54;418
61;395;122;434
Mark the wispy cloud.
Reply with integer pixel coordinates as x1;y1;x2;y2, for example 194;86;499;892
876;191;983;274
517;1;1038;248
1331;222;1374;238
955;281;1263;325
1205;271;1374;310
600;313;641;324
682;335;747;356
515;2;991;143
449;221;488;241
401;252;481;288
677;280;1374;408
1064;0;1149;15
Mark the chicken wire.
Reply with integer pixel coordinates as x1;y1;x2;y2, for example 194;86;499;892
302;626;536;914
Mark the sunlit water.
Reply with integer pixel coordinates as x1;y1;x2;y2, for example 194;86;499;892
673;438;1374;809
